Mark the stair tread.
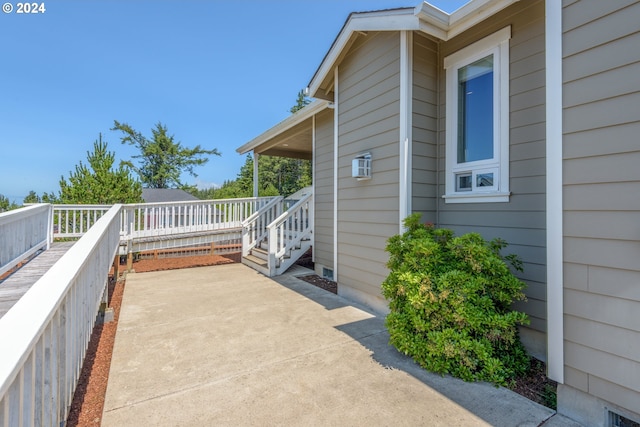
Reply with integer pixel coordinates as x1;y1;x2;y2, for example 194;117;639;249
243;254;267;267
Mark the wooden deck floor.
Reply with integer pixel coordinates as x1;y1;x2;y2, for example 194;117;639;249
0;242;75;320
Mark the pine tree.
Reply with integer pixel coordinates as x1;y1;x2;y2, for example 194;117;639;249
0;194;19;212
23;191;41;204
112;121;220;189
58;134;142;204
290;89;311;113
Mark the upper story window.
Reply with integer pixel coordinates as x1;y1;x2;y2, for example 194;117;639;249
443;26;511;203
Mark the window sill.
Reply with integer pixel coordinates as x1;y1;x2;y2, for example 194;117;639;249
442;192;511;204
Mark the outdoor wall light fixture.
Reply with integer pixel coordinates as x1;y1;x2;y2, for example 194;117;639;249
352;152;372;180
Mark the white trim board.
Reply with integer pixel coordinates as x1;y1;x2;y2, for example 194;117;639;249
333;66;339;282
545;0;564;384
399;30;413;232
237;100;330;155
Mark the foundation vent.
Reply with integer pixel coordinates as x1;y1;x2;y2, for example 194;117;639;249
609;410;640;427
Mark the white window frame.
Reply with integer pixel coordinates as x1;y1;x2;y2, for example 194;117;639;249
443;26;511;203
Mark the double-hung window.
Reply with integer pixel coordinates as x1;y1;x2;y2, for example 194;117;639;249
443;27;511;203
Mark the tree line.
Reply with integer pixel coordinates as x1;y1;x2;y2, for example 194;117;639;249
0;91;312;211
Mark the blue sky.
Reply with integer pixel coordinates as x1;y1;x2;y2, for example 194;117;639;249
0;0;469;202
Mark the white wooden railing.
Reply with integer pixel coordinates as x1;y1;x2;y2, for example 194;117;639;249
0;204;122;427
51;197;276;242
52;204;111;239
121;197;275;241
0;204;51;277
267;192;313;275
241;196;284;256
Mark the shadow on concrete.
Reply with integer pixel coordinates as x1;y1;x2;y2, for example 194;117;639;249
274;271;350;311
275;272;558;427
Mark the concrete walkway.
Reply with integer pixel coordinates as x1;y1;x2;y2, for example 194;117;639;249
102;263;582;427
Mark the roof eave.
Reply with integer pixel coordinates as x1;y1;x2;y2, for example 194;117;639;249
307;0;520;98
236;99;330;155
308;9;420;98
448;0;521;39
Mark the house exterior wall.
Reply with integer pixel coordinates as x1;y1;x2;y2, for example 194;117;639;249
560;0;640;424
412;33;439;224
336;31;401;313
313;108;335;276
436;0;548;357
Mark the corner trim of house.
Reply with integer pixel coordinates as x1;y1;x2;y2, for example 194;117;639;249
312;114;316;262
399;30;413;232
333;66;339;282
545;0;564;384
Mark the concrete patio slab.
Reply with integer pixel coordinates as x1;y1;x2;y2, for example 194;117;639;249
102;263;579;426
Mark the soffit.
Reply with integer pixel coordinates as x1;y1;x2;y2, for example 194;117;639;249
236;100;329;160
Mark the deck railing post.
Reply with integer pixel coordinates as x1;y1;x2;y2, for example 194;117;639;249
268;225;277;276
47;204;53;249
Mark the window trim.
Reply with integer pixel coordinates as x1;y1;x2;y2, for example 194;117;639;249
443;26;511;203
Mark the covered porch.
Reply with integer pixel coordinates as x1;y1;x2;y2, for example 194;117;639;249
237;99;337;283
236;99;330;198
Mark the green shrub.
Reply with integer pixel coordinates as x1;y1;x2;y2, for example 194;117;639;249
382;213;530;386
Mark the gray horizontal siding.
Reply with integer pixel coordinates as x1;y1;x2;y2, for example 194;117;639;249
437;0;548;335
412;32;439;224
562;0;640;414
313;109;334;270
336;31;400;311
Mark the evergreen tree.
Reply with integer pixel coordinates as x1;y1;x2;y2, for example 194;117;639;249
23;191;41;204
0;194;19;212
112;121;220;189
58;134;142;204
207;91;313;200
290;89;311;113
41;192;58;203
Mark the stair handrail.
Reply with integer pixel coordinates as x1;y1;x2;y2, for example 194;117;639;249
241;196;284;256
266;192;313;275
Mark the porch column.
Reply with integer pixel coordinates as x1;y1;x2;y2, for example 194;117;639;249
253;152;259;198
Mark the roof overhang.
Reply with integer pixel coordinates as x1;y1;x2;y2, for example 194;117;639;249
236;99;330;160
308;0;520;99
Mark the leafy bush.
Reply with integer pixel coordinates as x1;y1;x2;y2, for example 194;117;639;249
382;213;530;386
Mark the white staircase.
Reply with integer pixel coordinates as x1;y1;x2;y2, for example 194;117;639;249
241;190;313;276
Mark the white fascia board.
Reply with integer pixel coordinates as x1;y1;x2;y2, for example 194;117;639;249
308;11;419;98
236;99;330;155
417;21;449;40
414;2;450;32
448;0;520;39
415;0;519;41
352;13;421;31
